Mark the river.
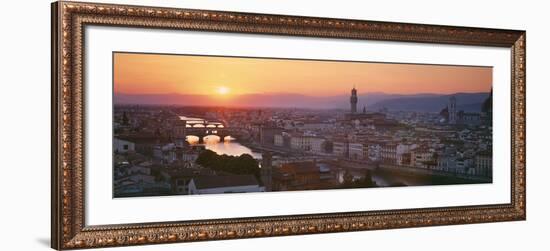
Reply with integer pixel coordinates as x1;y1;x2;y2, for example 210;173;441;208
186;135;262;159
335;166;484;187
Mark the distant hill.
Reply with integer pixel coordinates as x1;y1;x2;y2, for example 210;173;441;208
369;92;489;112
115;92;490;112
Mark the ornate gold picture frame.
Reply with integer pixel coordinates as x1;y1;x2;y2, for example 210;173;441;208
51;1;526;249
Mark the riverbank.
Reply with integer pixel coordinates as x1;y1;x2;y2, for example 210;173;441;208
379;164;492;183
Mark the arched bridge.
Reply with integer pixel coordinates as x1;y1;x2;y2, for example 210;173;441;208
173;116;240;143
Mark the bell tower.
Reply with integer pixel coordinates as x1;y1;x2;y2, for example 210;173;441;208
350;86;358;114
448;96;457;124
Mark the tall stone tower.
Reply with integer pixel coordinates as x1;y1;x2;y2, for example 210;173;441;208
448;96;457;124
350;87;358;114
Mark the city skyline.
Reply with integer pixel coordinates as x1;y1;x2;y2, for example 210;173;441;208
113;86;493;197
113;53;493;198
114;52;492;100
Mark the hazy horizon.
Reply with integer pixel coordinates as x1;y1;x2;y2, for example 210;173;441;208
114;90;489;97
114;91;491;112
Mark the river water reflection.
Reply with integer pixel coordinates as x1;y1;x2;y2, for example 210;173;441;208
186;135;262;159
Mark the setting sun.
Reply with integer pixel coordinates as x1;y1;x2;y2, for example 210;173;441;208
114;53;492;96
216;86;230;95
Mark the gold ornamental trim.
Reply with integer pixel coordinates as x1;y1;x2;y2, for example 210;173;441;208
51;1;526;249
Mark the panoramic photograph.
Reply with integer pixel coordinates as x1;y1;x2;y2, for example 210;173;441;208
112;52;493;198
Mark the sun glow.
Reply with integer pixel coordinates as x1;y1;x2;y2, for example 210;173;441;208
216;86;230;95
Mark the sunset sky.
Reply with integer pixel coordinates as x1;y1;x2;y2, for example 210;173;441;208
114;52;492;97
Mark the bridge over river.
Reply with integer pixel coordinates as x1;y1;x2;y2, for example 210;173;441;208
173;116;247;143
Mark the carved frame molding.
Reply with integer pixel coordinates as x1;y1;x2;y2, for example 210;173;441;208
51;1;526;249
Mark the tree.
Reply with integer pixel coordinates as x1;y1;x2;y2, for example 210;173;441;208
195;150;219;168
195;150;260;178
343;170;353;185
340;169;377;189
360;170;376;187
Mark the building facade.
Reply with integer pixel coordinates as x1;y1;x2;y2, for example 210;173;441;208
188;175;264;195
290;135;326;153
113;138;135;153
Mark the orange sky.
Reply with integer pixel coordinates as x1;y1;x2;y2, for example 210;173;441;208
114;52;492;96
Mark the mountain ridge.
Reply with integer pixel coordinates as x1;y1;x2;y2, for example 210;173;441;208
114;91;491;112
